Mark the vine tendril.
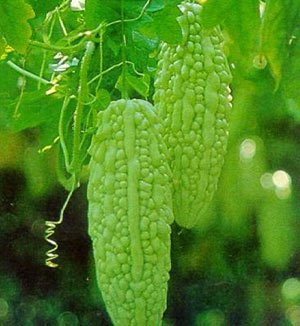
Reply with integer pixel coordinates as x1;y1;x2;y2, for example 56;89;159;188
87;60;144;86
45;179;76;268
106;0;151;28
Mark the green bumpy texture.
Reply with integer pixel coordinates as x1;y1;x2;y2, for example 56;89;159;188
153;1;232;228
87;99;174;326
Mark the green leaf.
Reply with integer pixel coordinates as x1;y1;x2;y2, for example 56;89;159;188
85;0;120;28
152;4;182;44
127;29;159;71
0;0;35;55
124;0;145;19
26;0;60;15
126;73;150;98
201;0;235;28
131;29;158;52
136;17;157;40
92;88;111;111
147;0;165;12
107;37;121;57
115;71;149;98
6;91;61;132
0;90;62;147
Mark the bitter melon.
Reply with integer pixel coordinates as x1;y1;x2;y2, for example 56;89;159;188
153;1;232;228
87;99;174;326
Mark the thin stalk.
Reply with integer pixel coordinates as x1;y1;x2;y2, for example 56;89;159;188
7;60;53;85
96;31;104;92
56;6;68;37
29;40;86;53
88;61;124;85
88;60;144;85
59;95;72;172
70;41;95;176
13;77;26;118
121;0;128;99
38;51;47;90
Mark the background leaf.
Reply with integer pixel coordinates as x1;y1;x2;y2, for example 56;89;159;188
152;4;182;44
259;0;300;87
26;0;60;15
283;27;300;112
201;0;235;28
223;0;261;75
85;0;120;28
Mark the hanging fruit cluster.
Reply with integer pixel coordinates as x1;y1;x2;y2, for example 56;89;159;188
87;2;232;325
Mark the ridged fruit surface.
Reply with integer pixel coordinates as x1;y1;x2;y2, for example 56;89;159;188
154;1;232;228
87;99;174;325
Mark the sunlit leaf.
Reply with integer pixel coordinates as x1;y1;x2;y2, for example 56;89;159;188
260;0;287;87
0;0;35;55
223;0;261;75
0;37;7;60
260;0;300;88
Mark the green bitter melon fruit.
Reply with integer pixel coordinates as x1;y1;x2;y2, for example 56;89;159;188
153;1;232;228
87;99;174;326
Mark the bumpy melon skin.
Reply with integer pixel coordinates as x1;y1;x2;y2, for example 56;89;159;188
87;99;174;326
153;2;232;228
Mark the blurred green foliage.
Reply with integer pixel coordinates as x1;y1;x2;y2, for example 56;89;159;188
0;0;300;325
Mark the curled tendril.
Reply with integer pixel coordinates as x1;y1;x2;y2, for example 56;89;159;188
45;220;61;268
44;185;75;268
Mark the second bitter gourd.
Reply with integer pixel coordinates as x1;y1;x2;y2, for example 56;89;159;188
154;1;232;228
